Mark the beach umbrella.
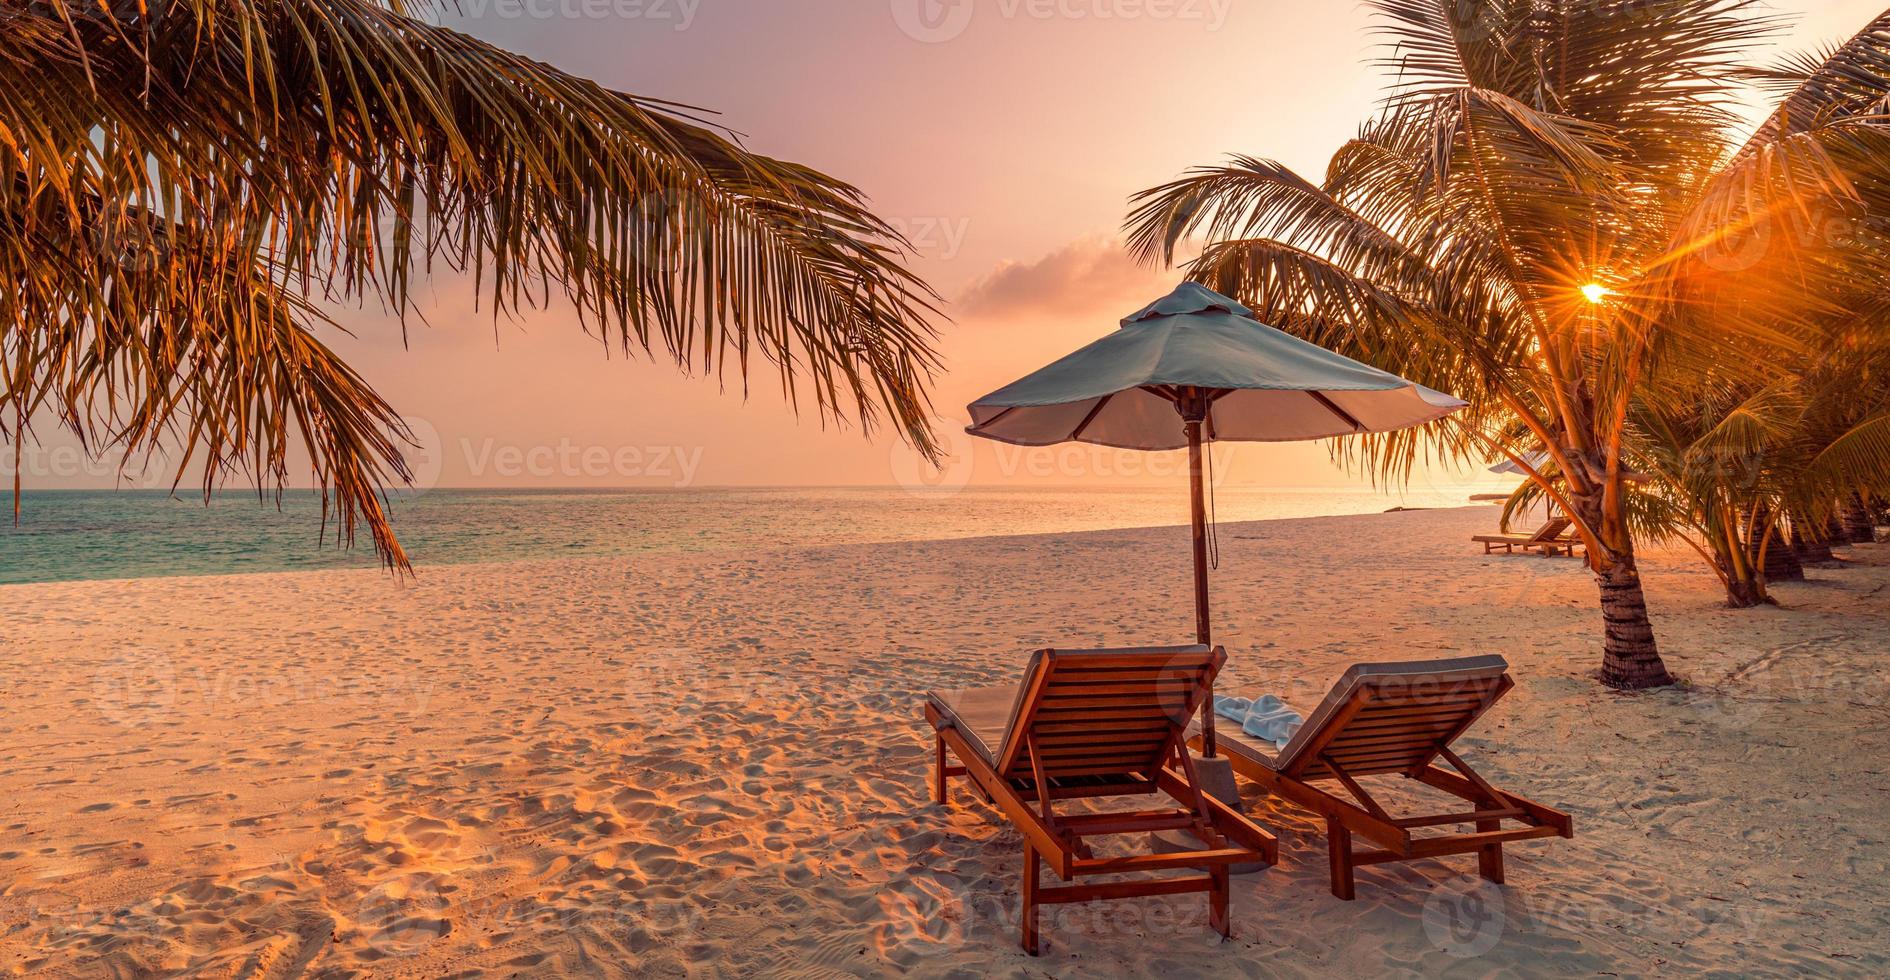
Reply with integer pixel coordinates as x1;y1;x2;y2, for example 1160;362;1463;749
966;282;1466;754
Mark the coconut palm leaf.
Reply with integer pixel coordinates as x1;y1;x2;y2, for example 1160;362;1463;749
2;183;414;564
0;0;944;569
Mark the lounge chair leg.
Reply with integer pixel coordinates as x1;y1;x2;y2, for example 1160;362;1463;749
1477;813;1505;884
1474;808;1504;887
1209;864;1230;940
1478;842;1505;884
1327;817;1356;901
932;734;947;804
1022;844;1041;956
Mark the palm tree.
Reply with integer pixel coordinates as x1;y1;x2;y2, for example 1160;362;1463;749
0;1;942;569
1124;1;1890;689
1626;372;1890;608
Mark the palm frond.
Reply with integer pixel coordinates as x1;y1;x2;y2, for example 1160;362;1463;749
0;0;945;567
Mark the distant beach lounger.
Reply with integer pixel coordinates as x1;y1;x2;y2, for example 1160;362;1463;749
1472;516;1583;556
1189;655;1572;900
924;645;1278;955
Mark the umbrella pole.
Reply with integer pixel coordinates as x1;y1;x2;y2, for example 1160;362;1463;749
1185;412;1216;758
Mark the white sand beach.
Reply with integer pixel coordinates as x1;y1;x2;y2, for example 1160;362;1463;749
2;506;1887;977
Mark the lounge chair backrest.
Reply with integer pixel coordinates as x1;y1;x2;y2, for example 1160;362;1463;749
1274;655;1511;779
1528;517;1572;542
995;645;1224;782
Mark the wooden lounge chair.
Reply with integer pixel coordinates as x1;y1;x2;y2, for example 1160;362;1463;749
924;645;1279;954
1189;655;1571;900
1472;516;1582;556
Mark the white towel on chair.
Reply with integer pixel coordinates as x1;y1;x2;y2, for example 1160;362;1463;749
1239;695;1303;750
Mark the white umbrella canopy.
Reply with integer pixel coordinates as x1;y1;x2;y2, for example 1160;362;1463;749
966;282;1467;755
968;282;1464;449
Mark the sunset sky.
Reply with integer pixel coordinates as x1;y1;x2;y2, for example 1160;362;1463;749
31;0;1890;492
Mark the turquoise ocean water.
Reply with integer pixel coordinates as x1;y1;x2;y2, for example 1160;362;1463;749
0;485;1484;586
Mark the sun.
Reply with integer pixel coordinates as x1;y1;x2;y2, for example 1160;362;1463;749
1580;283;1612;304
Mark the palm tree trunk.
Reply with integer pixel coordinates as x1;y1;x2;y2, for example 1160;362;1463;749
1842;494;1876;544
1760;525;1804;583
1750;506;1803;585
1570;487;1674;689
1790;521;1835;565
1714;520;1764;609
1597;557;1672;687
1717;555;1765;608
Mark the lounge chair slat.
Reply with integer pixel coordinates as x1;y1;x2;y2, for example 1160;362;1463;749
1032;736;1168;750
1394;807;1525;828
1043;657;1217;672
1037;758;1166;776
1340;710;1482;729
1036;695;1195;711
1042;681;1201;697
1355;691;1500;713
1323;728;1466;751
1349;706;1485;726
1041;763;1178;779
1033;731;1168;746
1334;720;1473;742
1056;810;1199;836
1035;711;1177;723
1034;720;1171;736
1355;688;1502;708
1032;748;1164;765
1051;666;1216;682
1072;849;1257;875
1038;876;1216;904
1043;779;1161;800
1315;749;1432;766
1406;825;1564;857
1309;758;1427;777
1056;808;1195;827
1328;721;1476;743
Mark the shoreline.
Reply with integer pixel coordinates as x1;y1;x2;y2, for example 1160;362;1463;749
3;507;1885;975
0;496;1505;592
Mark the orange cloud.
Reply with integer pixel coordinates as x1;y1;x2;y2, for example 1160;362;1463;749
954;236;1174;320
